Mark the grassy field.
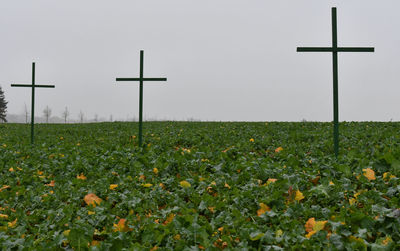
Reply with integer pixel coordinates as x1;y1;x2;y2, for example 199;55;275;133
0;122;399;250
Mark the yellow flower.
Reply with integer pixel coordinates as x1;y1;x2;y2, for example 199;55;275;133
109;184;118;190
275;229;283;238
153;168;159;174
257;203;271;216
249;138;254;142
88;211;96;215
180;180;191;188
142;183;153;188
362;168;376;181
295;190;305;201
76;173;87;180
8;168;14;172
267;178;277;184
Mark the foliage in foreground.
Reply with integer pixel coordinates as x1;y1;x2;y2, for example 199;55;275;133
0;121;399;250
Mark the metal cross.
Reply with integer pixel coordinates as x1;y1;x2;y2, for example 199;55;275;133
116;50;167;147
11;62;55;144
297;7;374;157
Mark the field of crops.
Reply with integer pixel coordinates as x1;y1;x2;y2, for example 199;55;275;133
0;122;399;250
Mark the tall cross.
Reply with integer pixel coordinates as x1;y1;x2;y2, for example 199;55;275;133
11;62;55;144
297;7;374;157
116;50;167;147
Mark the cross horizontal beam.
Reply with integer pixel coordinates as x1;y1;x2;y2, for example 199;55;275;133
11;84;55;88
116;78;167;82
297;47;374;52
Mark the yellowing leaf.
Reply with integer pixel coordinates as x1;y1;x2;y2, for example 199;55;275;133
163;213;175;225
91;240;100;246
362;168;376;181
63;230;70;236
305;230;316;238
382;236;392;246
9;168;15;172
76;173;87;180
267;178;277;184
0;185;10;192
88;211;95;215
305;218;316;233
8;218;17;228
224;183;231;189
305;218;327;238
383;172;396;181
45;180;55;187
0;214;9;219
113;218;133;232
349;198;356;205
84;193;102;207
109;184;118;190
142;183;153;188
295;190;305;201
314;220;327;232
275;147;283;153
180;180;191;188
257;203;271;216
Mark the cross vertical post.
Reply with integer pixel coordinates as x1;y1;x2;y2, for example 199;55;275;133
139;51;144;146
116;50;167;147
332;8;339;157
31;62;36;144
297;7;374;157
11;62;55;144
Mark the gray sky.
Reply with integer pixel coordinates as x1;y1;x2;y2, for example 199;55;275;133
1;0;399;122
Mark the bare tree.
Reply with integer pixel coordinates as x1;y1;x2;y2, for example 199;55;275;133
24;103;29;124
62;107;69;123
79;110;84;123
43;105;52;123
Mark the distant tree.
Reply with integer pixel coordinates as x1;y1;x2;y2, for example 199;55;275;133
62;107;69;123
43;106;52;123
79;111;84;123
23;103;29;123
0;86;8;122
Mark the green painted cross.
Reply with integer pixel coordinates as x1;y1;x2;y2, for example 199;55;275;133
297;7;374;157
11;62;55;144
116;50;167;147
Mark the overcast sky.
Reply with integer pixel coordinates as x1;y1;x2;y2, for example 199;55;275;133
1;0;399;121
